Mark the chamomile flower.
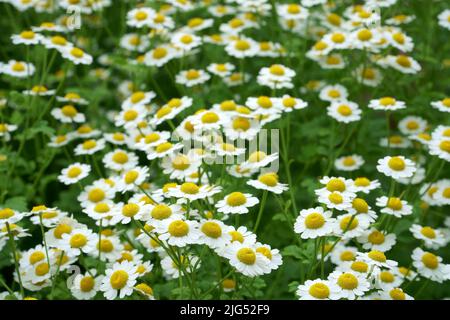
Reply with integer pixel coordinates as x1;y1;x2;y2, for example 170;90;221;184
112;202;150;225
335;155;365;171
296;279;341;300
357;229;396;252
398;116;427;135
60;228;97;257
225;37;259;59
23;85;55;96
411;248;450;283
168;182;221;201
116;167;150;193
171;32;202;52
0;123;18;141
176;69;210;87
198;219;232;249
319;84;349;102
157;218;201;247
121;91;156;109
11;30;43;45
51;104;85;123
100;261;139;300
207;63;235;77
61;47;93;65
368;96;406;111
254;243;282;273
327;101;362;123
374;270;404;291
410;224;446;250
257;64;296;89
2;60;35;78
386;54;421;74
431;98;450;113
328;270;370;300
216;192;259;214
103;149;139;172
347;198;378;222
275;95;308;112
428;138;450;162
224;242;269;277
127;7;155;28
376;196;413;217
71;272;103;300
357;250;398;270
58;163;91;185
335;214;371;239
144;45;178;67
247;172;288;194
147;142;184;160
294;207;335;239
376;156;416;179
380;287;414;300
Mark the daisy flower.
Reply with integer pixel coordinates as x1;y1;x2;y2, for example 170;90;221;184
335;155;365;171
328;270;370;300
357;229;397;252
126;7;155;28
11;30;43;45
60;228;97;257
294;207;335;239
171;32;202;52
431;98;450;113
198;219;232;249
225;37;259;59
216;192;259;215
175;69;210;87
58;163;91;185
398;116;427;135
296;279;341;300
144;45;179;67
147;142;184;160
380;287;414;300
319;84;349;102
376;196;413;217
121;91;156;109
157;218;201;247
357;250;398;270
100;261;139;300
376;155;416;179
116;166;150;193
335;214;370;239
224;116;261;140
411;248;450;283
224;242;270;277
327;101;362;123
70;272;103;300
386;54;421;74
247;172;288;194
428;138;450;162
61;47;93;65
168;182;221;201
368;96;406;111
51;104;85;123
254;243;283;273
207;63;235;77
275;95;308;112
103;149;139;172
409;224;446;250
1;60;35;78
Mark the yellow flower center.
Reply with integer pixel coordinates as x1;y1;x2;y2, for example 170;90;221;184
340;250;355;261
258;172;278;187
0;208;14;219
351;261;368;273
51;36;67;45
61;105;78;117
226;192;247;207
153;47;167;59
331;33;345;43
328;89;341;98
337;105;352;116
135;11;148;21
12;62;25;72
172;155;190;170
88;188;105;202
314;41;328;51
388;157;406;171
94;203;110;214
340;216;358;231
368;231;385;244
201;112;219;123
342;156;356;167
352;198;368;213
232;117;251;131
112;151;129;164
201;221;222;238
124;170;139;184
304;213;325;229
380;271;394;283
368;250;386;262
229;231;244;243
357;29;372;41
186;69;200;80
180;34;193;44
256;247;272;260
122;203;139;217
70;233;87;248
20;31;35;39
80;276;95;292
168;220;189;237
309;283;330;299
35;263;50;276
29;251;45;265
396;55;411;67
257;96;272;108
420;226;436;239
180;182;199;194
390;288;406;300
421;252;438;269
237;248;256;265
327;13;341;26
337;273;358;290
110;270;129;290
53;224;72;239
439;140;450;153
269;65;285;76
151;204;172;220
328;192;343;204
387;197;403;210
67;166;82;178
235;40;250;51
70;47;84;58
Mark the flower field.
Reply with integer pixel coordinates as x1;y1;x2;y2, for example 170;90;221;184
0;0;449;301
